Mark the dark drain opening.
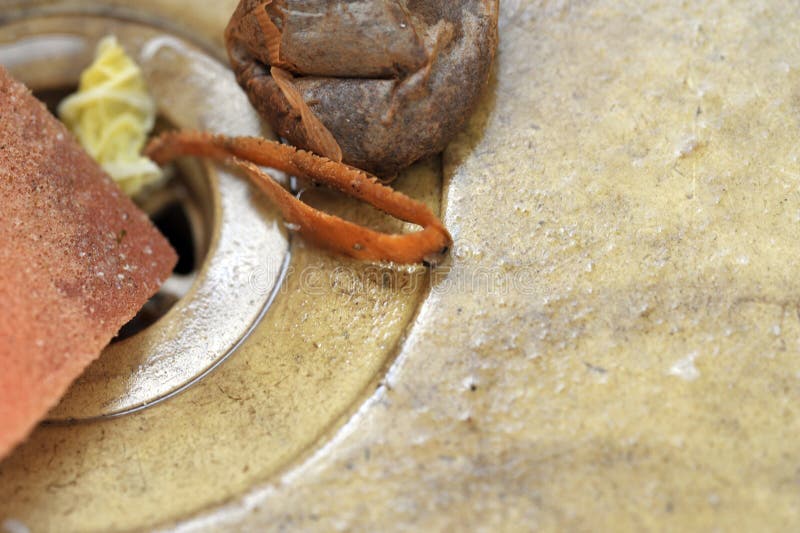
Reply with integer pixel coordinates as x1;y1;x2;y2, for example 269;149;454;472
35;86;73;116
152;199;196;275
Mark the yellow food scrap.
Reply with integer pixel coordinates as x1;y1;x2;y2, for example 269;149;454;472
59;36;162;196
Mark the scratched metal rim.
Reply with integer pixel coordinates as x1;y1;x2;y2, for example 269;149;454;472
0;14;290;420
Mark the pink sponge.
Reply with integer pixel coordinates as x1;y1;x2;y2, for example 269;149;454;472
0;66;177;459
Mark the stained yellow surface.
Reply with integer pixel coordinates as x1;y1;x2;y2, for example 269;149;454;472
2;1;800;531
181;1;800;531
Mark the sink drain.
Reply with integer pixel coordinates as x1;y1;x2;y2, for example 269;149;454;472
0;15;290;420
0;5;449;531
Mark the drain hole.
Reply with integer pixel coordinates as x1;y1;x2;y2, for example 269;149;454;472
34;87;74;116
152;200;196;275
